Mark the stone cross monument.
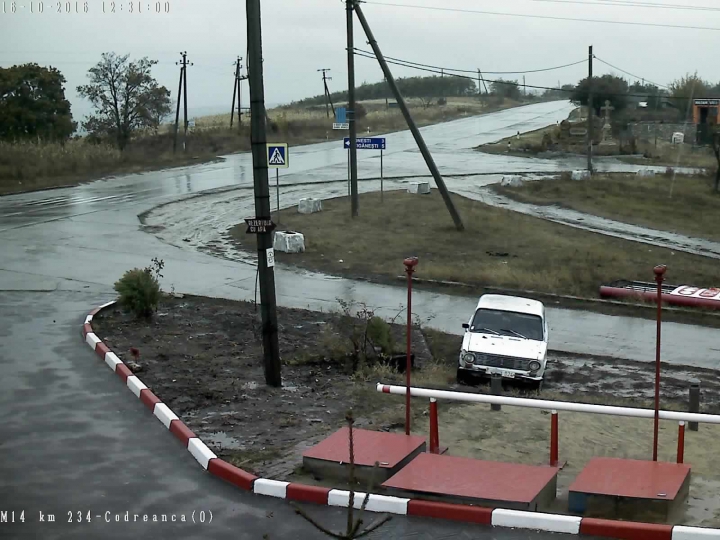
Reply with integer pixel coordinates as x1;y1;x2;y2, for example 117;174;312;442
600;100;616;146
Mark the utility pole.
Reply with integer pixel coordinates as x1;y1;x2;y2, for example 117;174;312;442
587;45;594;173
231;57;242;128
318;68;335;118
247;0;282;387
477;68;488;97
353;2;464;231
173;52;191;154
347;0;359;217
523;75;526;98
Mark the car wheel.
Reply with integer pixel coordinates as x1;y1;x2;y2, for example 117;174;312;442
456;369;471;386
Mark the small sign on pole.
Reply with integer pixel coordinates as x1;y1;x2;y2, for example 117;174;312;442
245;218;276;234
266;247;275;268
333;122;350;130
343;137;386;150
266;143;289;168
333;107;349;130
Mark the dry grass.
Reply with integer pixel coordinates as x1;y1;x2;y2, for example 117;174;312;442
621;140;719;169
0;97;521;195
229;190;720;298
496;173;720;242
477;124;559;156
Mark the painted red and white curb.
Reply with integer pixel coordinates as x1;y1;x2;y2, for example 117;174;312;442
84;301;720;540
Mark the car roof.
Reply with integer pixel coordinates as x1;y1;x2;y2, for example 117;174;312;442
475;294;545;318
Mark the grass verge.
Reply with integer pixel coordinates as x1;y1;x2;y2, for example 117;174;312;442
495;172;720;243
228;190;720;299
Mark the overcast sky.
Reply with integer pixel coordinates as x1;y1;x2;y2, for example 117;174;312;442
2;0;719;121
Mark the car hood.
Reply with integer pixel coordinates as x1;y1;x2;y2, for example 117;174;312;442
462;333;547;360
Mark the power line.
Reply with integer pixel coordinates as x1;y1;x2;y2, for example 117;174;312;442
353;49;697;99
594;56;670;89
353;48;587;75
361;1;720;31
521;0;720;12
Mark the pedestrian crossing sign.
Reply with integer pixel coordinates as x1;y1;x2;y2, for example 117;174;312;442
266;143;289;168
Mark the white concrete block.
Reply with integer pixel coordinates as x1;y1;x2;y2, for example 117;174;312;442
86;333;101;349
327;490;408;514
571;170;590;181
253;479;289;498
105;352;122;371
298;198;323;214
491;509;581;534
153;403;179;428
126;376;147;398
673;526;720;540
501;175;524;187
672;132;685;144
407;182;431;194
273;231;305;253
188;438;217;470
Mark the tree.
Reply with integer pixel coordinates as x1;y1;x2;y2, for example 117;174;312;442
77;53;171;150
571;75;629;116
0;63;76;143
669;73;712;120
712;129;720;193
490;78;521;100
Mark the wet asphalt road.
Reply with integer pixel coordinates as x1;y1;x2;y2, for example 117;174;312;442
0;101;709;539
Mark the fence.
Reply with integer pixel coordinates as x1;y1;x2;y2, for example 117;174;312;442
376;383;720;465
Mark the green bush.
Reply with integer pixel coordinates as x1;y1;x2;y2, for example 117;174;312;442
114;268;161;318
367;316;393;355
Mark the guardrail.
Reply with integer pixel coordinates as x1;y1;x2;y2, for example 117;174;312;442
376;383;720;464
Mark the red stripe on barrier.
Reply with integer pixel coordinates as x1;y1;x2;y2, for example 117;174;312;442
580;518;673;540
95;342;110;360
169;419;196;447
139;389;161;411
115;363;132;382
287;483;330;505
407;500;493;524
208;459;257;491
382;385;390;393
83;323;93;338
89;306;103;316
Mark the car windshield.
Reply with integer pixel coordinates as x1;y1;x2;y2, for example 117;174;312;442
470;309;544;341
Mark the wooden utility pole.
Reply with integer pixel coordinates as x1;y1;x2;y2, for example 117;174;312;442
231;56;243;128
173;52;191;153
353;2;464;231
247;0;282;387
587;45;594;173
347;0;359;217
318;68;335;118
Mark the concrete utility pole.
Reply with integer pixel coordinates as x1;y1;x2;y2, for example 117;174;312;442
173;52;191;153
347;0;359;217
247;0;282;387
587;45;594;173
353;2;464;231
318;69;335;118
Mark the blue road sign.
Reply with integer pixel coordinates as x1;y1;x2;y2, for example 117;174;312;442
266;143;289;168
336;107;347;123
343;137;386;150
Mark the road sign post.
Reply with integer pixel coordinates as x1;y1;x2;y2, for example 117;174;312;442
334;107;349;130
267;143;289;225
380;148;384;202
343;137;387;200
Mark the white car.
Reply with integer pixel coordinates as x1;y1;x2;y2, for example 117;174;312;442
457;294;549;390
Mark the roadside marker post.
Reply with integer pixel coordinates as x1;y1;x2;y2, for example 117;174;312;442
267;143;289;224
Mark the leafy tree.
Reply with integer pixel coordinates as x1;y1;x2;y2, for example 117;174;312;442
669;73;712;119
490;78;521;100
542;84;575;101
77;53;171;150
571;75;629;116
0;63;76;143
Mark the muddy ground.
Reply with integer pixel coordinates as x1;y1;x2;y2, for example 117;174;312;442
91;294;720;486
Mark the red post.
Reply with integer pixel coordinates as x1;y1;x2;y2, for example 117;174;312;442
404;257;418;436
677;421;685;464
550;410;559;466
429;398;439;454
653;264;666;462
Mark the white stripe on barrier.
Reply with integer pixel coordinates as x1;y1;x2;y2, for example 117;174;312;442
98;300;116;310
492;509;581;534
328;490;409;515
105;352;122;371
188;438;217;470
153;404;178;428
253;479;289;499
84;315;93;324
673;526;720;540
126;376;147;398
85;333;101;349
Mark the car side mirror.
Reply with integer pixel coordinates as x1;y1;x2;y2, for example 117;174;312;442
462;323;469;329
